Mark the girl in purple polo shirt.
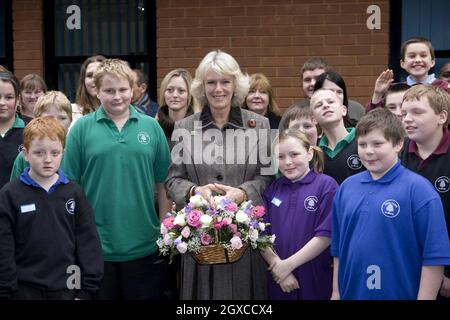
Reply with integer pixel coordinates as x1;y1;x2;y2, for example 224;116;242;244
262;128;338;300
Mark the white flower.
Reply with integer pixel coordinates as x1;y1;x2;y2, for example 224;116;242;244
271;234;276;243
230;236;243;250
249;228;259;242
200;214;213;228
258;222;265;232
176;241;188;254
190;194;207;207
235;210;249;224
163;233;173;246
181;226;190;238
174;214;186;227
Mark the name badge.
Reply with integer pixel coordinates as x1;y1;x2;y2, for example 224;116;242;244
271;197;282;207
20;204;36;214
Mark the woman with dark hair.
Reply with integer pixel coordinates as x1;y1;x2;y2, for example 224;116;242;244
73;55;106;123
313;70;365;126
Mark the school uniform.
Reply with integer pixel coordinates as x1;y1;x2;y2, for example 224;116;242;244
0;169;103;299
264;171;338;300
319;128;366;185
400;128;450;278
0;114;24;188
331;161;450;299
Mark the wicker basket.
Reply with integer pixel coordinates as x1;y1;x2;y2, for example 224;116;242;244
191;243;249;265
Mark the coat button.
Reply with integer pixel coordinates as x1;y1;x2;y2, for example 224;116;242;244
216;175;223;181
248;119;256;128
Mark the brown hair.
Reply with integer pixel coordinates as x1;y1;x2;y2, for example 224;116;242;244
19;74;48;93
23;116;66;150
300;57;330;77
243;73;281;116
0;70;19;99
75;55;106;115
400;37;435;60
403;84;450;127
274;128;324;174
356;108;405;145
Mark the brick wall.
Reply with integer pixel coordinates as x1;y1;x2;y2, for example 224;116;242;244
12;0;43;79
156;0;390;109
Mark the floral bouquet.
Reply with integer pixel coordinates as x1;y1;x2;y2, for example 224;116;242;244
157;194;275;264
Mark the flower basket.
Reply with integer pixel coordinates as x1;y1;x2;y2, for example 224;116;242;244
191;243;249;265
157;194;275;264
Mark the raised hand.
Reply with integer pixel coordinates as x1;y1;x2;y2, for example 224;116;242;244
372;69;394;104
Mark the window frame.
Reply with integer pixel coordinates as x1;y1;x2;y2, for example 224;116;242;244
0;0;13;70
42;0;157;101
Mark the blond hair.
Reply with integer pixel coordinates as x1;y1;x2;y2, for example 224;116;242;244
403;84;450;127
94;59;134;93
274;128;324;174
33;91;73;122
191;50;250;107
159;68;194;110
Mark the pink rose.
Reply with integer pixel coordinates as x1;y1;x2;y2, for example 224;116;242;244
200;233;213;245
162;216;175;229
181;226;190;238
252;206;266;218
230;236;243;250
225;202;238;212
228;224;238;234
187;210;202;228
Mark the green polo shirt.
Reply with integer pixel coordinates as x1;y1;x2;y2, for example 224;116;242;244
63;106;170;262
319;128;356;158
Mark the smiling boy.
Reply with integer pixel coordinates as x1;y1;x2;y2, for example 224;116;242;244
400;84;450;297
331;108;450;300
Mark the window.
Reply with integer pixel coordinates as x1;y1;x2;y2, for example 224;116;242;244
0;0;13;70
43;0;156;102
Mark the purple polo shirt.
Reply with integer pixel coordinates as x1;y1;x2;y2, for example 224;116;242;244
263;170;338;300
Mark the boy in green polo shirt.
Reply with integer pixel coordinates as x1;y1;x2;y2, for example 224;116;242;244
63;59;171;300
310;89;365;184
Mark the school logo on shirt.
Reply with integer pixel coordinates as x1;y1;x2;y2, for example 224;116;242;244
304;196;318;212
381;199;400;218
18;144;24;152
435;176;450;193
137;131;150;145
347;154;362;170
66;199;75;215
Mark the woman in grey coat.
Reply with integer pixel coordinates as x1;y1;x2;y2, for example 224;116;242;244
165;50;273;300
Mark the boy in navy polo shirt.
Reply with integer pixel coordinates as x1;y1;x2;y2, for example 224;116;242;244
331;108;450;300
0;117;103;299
400;84;450;298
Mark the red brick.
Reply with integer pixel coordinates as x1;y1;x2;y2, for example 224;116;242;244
200;37;230;48
275;26;308;36
158;8;185;18
186;7;215;17
230;37;260;47
340;45;371;55
292;15;324;25
200;17;230;27
309;25;340;35
185;28;215;38
261;37;292;47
